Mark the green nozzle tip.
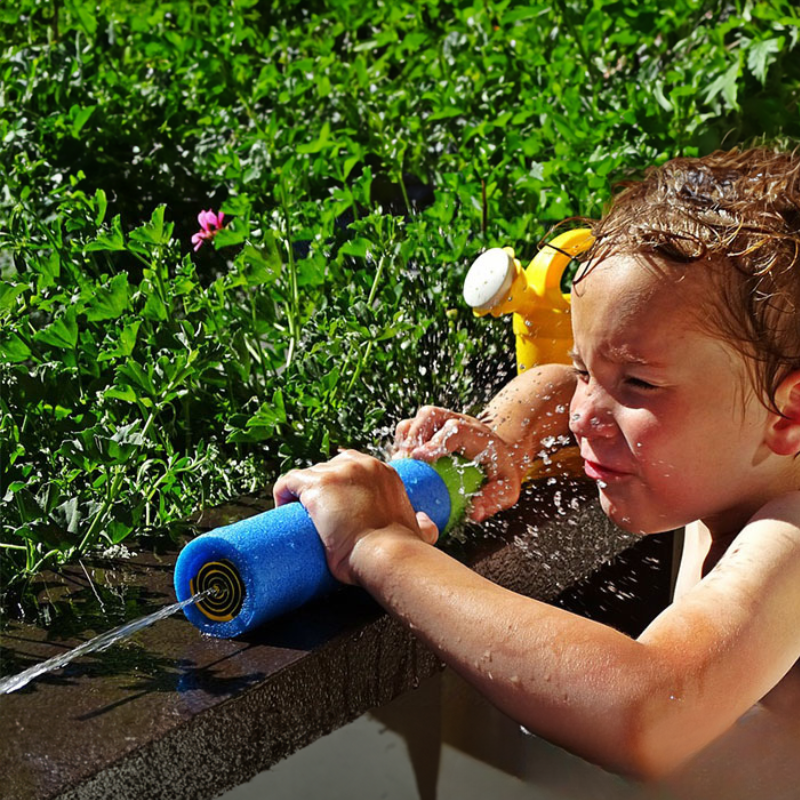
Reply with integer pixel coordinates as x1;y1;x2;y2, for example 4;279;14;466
431;455;485;533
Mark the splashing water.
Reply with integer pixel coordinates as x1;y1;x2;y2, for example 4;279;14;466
0;590;211;696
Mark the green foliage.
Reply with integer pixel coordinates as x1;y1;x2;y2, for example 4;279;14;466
1;0;799;591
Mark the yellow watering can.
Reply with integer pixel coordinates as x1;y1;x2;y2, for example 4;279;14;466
463;228;594;480
463;228;594;374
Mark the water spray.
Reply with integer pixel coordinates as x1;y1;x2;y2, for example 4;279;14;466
174;456;483;638
175;230;592;638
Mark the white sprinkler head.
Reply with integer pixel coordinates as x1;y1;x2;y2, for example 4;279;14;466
463;248;516;312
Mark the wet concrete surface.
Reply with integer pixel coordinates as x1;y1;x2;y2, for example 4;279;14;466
0;479;657;800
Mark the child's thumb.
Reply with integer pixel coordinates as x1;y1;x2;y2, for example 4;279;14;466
415;511;440;545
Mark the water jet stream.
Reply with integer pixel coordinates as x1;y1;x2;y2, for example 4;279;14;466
0;590;212;696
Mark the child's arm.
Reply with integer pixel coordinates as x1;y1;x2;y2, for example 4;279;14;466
393;362;577;521
273;455;800;779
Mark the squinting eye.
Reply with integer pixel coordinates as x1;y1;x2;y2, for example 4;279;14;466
570;366;589;382
626;377;659;391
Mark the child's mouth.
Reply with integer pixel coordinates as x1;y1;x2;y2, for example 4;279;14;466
583;459;632;482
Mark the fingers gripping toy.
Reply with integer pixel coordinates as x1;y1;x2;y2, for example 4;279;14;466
463;228;594;373
174;457;483;638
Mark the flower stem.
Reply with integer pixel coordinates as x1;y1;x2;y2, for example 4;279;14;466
78;467;125;554
279;180;301;367
341;248;389;397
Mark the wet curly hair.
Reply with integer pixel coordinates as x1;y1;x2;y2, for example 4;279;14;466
576;147;800;413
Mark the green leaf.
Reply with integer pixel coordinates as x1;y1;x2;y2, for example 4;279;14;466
102;422;145;464
33;252;61;290
213;226;247;249
103;385;138;403
53;497;81;534
66;0;98;35
129;205;173;253
117;320;141;356
238;236;281;286
702;61;740;111
296;121;332;154
69;104;96;138
339;237;373;257
13;486;45;523
94;188;108;226
107;519;134;544
142;290;169;321
653;81;673;112
221;195;251;217
746;37;783;84
0;333;32;363
0;282;29;315
98;320;141;362
34;307;79;350
242;389;287;437
85;274;131;321
86;215;126;252
3;481;27;502
116;361;158;396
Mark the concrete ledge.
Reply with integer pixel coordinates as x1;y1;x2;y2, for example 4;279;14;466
1;480;642;800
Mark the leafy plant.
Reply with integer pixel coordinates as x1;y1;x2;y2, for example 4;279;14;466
1;0;799;597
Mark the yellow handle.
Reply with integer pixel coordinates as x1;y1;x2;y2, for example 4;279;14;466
525;228;594;311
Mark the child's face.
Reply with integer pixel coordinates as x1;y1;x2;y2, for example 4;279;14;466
568;254;777;537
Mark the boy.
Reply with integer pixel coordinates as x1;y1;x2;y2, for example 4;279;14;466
273;148;800;779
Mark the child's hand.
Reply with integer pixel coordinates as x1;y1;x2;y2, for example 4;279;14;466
272;450;439;585
392;406;521;522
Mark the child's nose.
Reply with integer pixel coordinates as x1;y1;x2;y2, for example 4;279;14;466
569;386;617;439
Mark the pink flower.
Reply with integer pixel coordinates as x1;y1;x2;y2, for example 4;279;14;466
191;209;225;251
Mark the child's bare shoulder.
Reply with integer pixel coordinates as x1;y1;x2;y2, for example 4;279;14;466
684;490;800;674
706;491;800;601
723;490;800;580
643;492;800;700
749;490;800;527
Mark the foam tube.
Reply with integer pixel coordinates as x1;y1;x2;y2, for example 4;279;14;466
174;457;483;638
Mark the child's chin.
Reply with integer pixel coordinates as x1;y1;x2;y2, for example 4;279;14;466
597;492;646;535
599;492;679;536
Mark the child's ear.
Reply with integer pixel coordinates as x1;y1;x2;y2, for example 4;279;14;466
766;371;800;456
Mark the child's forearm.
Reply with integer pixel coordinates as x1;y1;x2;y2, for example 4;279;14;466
349;529;657;776
480;363;577;481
